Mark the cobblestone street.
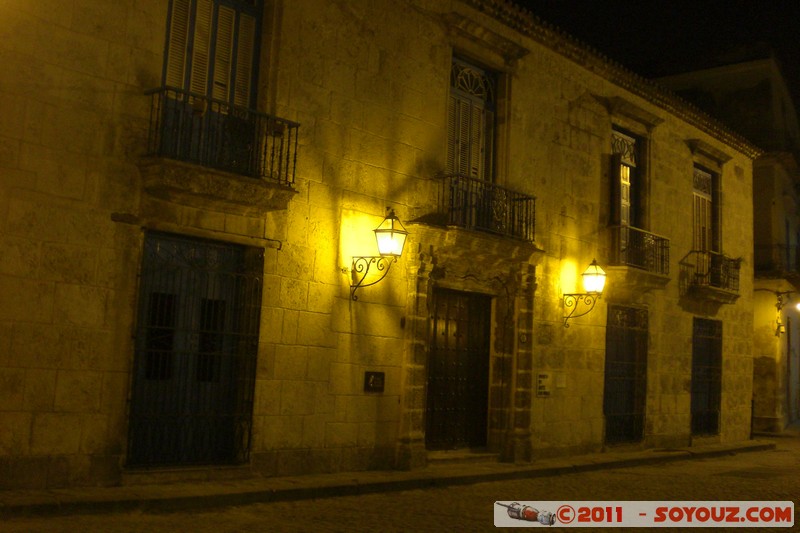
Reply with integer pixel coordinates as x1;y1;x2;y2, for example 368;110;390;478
4;437;797;532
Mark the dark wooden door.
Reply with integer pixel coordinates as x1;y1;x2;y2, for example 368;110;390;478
425;289;491;450
691;318;722;435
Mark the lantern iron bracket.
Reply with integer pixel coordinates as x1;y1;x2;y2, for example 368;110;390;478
350;256;396;301
563;293;601;327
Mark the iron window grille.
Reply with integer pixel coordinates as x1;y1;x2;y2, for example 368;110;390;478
604;306;648;444
128;232;262;467
691;318;722;436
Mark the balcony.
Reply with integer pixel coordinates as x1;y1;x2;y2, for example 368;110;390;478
605;226;670;296
145;86;299;185
610;226;669;275
683;250;741;303
438;173;535;242
755;244;800;279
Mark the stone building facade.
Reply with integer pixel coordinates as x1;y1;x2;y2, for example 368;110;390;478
0;0;759;489
659;55;800;432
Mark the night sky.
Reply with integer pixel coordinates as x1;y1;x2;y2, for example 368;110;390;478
513;0;800;102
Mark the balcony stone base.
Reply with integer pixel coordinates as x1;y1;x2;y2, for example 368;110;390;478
138;157;296;216
688;284;740;304
605;265;670;300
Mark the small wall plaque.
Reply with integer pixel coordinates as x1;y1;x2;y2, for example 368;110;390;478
537;373;552;397
364;371;385;393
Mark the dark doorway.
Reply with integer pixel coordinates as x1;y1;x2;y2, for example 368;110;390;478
425;289;491;450
604;306;648;444
691;318;722;435
127;232;262;467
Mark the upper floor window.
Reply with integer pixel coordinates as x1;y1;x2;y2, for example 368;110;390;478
164;0;261;109
692;166;719;253
447;58;496;181
610;129;642;229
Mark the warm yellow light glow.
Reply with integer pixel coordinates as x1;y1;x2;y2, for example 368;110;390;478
795;301;800;312
340;210;379;264
373;209;407;257
375;229;405;256
560;258;579;294
582;259;606;294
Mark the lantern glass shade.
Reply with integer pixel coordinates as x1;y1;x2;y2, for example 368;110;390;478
581;259;606;294
373;210;408;257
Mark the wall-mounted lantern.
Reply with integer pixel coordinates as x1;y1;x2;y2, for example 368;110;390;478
350;207;408;300
563;259;607;327
756;289;799;336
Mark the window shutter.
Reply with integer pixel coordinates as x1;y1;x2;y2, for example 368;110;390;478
483;107;494;182
712;183;721;252
233;13;256;108
609;153;622;226
212;5;235;102
448;59;495;181
446;96;457;174
457;99;470;176
165;0;191;89
189;0;214;97
693;193;712;251
469;105;483;179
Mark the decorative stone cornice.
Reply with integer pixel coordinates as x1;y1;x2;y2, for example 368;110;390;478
686;139;733;165
443;11;530;64
601;96;665;131
461;0;763;159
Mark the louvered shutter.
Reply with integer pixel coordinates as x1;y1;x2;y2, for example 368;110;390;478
447;95;489;180
468;104;483;179
164;0;260;107
620;163;632;227
189;0;213;97
609;153;622;226
447;59;494;182
446;96;457;173
693;193;712;251
711;186;721;252
234;13;256;108
457;99;470;176
483;107;494;181
165;0;191;89
212;5;235;102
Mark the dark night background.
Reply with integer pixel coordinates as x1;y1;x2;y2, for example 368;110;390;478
512;0;800;105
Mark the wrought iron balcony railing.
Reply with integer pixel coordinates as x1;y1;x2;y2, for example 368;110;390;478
439;173;535;241
754;244;800;275
687;250;741;293
610;225;670;275
145;86;299;186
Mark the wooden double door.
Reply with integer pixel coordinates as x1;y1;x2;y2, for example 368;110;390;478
425;289;491;450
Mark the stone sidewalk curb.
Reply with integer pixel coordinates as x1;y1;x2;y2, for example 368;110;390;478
0;440;777;518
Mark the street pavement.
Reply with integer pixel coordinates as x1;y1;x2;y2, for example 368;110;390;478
1;430;797;532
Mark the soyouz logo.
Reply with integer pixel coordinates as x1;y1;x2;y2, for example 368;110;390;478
493;501;795;528
653;505;793;525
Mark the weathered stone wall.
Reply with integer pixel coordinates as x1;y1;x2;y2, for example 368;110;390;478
0;1;168;488
0;0;756;489
751;154;800;433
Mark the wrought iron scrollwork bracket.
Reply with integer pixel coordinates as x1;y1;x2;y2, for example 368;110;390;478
350;256;396;301
563;293;600;327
